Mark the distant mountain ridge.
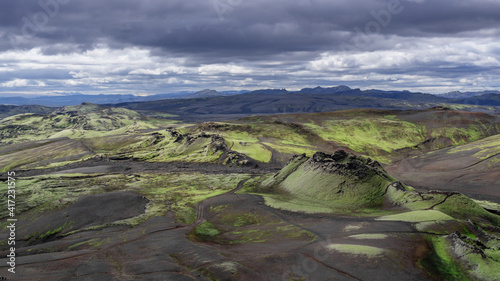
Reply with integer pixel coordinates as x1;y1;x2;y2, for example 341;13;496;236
0;90;250;107
1;86;499;122
440;90;500;99
108;86;500;121
1;86;499;107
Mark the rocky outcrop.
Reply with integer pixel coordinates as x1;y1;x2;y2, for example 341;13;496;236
164;127;253;167
447;231;487;259
261;150;396;206
304;151;389;180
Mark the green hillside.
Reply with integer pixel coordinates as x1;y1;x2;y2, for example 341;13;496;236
0;103;160;146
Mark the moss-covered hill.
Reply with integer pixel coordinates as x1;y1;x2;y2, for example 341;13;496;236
245;150;500;280
0;103;158;145
260;150;395;208
0;104;54;120
255;150;499;222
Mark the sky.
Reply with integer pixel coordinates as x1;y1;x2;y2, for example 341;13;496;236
0;0;499;97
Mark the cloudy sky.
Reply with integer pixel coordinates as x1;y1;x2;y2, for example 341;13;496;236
0;0;499;96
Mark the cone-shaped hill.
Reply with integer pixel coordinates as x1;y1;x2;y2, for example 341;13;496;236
261;150;396;208
257;150;500;226
255;150;500;280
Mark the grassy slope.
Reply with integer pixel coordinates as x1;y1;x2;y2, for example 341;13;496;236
254;153;398;214
0;103;163;146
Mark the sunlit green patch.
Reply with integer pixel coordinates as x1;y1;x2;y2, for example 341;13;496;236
0;104;165;146
302;116;425;160
194;222;220;240
135;173;250;224
0;175;117;217
415;222;449;235
261;155;391;210
449;236;500;280
67;238;102;250
347;234;388;240
343;223;368;232
261;194;337;214
327;244;386;257
38;221;74;240
386;186;446;210
472;199;500;213
468;253;500;280
434;195;500;224
230;141;272;162
376;210;454;222
261;141;317;157
445;134;500;160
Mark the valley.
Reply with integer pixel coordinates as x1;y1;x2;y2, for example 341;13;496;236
0;102;500;280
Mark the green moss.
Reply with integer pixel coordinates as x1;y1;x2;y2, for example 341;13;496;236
39;221;74;240
273;161;390;208
435;195;500;224
343;223;368;232
0;139;91;172
347;234;388;240
415;221;449;235
472;199;500;213
261;142;317;157
230;141;272;163
194;222;220;240
236;174;274;194
0;106;162;146
327;244;386;257
418;236;469;280
67;238;101;250
303;116;425;157
261;194;336;214
136;173;249;224
226;224;315;244
376;210;454;222
220;212;260;227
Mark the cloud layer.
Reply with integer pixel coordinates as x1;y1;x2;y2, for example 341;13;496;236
0;0;499;96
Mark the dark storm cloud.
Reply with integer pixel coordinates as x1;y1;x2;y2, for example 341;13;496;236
1;0;499;57
0;0;499;95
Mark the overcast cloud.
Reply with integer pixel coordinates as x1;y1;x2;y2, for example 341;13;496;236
0;0;499;96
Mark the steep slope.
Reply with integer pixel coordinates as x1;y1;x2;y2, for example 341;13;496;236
255;150;500;223
261;150;394;208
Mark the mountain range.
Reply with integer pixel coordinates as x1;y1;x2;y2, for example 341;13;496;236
0;89;249;107
1;86;499;108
